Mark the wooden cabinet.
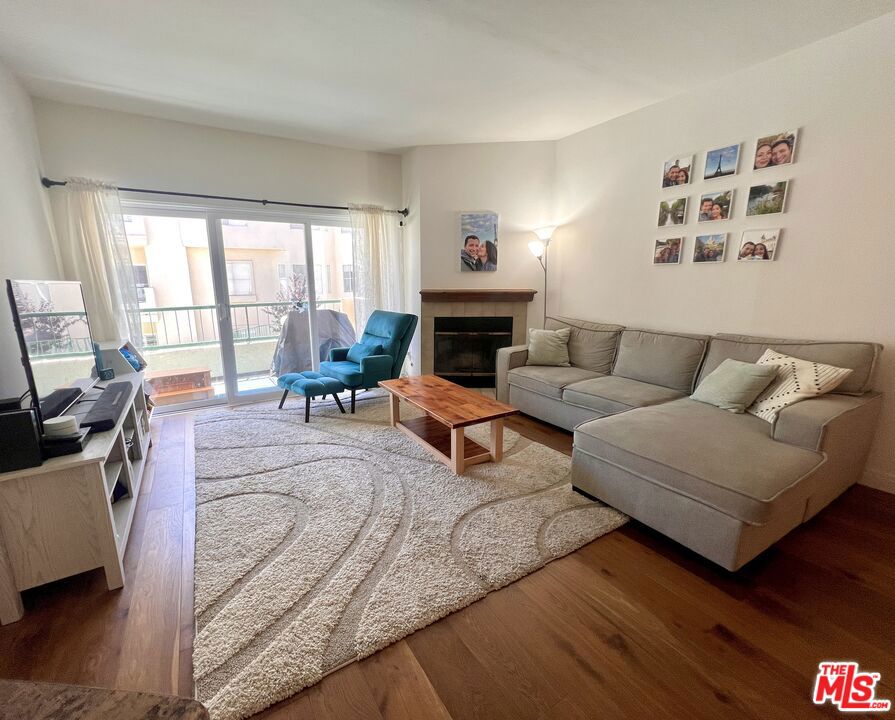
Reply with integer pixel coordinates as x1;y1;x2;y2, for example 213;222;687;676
0;374;151;625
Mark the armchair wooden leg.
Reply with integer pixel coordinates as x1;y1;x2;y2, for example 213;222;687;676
305;396;311;423
333;394;346;414
350;388;356;414
278;389;289;409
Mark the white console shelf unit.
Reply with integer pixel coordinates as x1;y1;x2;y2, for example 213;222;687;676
0;373;151;625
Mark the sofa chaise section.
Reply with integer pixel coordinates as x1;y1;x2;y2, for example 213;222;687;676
571;334;882;570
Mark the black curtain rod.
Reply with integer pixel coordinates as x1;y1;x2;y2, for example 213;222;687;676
41;177;409;217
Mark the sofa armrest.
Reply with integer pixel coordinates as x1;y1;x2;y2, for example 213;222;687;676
773;392;882;451
359;354;394;387
329;347;350;362
496;344;529;403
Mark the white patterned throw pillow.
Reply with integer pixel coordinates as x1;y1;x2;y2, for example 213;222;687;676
747;349;853;423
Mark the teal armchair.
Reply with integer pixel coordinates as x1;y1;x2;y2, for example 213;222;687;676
320;310;418;412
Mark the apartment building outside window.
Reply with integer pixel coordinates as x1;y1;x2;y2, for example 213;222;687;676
226;261;254;296
342;264;354;294
277;263;307;291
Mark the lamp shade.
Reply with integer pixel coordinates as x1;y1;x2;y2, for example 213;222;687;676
528;239;546;258
534;226;556;242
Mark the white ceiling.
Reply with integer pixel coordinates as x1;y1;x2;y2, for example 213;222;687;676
1;1;893;152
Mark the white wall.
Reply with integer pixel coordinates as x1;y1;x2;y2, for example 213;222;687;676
407;141;556;327
32;99;402;213
0;60;60;398
553;12;895;490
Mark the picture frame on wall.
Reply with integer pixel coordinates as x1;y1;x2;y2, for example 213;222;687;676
703;143;740;180
662;155;693;187
459;211;498;272
653;237;683;265
753;130;798;169
658;197;688;226
693;234;727;263
746;181;789;216
738;229;781;261
697;190;733;221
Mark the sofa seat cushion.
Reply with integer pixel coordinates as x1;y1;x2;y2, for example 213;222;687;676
507;365;602;400
563;376;684;416
318;360;364;387
573;398;823;525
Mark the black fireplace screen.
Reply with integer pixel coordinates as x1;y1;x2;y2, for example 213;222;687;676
434;316;513;387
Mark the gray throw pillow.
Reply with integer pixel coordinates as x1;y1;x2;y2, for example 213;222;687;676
526;327;571;367
690;358;777;413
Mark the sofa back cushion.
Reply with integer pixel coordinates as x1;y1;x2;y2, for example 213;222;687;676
611;329;709;394
697;334;881;395
545;316;624;374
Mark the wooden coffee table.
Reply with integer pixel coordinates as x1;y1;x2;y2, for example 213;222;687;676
379;375;518;474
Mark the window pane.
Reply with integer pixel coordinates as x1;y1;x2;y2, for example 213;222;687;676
122;214;225;407
221;219;312;394
226;261;254;296
312;225;357;360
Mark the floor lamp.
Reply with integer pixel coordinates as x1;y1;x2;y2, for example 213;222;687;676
528;227;556;328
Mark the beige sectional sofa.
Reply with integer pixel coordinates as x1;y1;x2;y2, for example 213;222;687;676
496;316;883;570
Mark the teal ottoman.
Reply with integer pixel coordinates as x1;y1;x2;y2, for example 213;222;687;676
277;371;346;422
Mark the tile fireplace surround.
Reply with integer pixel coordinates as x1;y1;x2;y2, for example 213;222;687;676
420;289;536;377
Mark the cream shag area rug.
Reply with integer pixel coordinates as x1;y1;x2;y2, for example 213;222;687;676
192;391;627;720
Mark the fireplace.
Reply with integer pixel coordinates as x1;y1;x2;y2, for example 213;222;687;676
434;316;513;387
420;288;536;382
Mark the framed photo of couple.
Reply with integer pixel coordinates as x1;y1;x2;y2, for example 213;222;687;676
753;130;798;170
459;211;498;272
697;190;733;222
661;156;693;187
653;237;683;265
738;229;781;261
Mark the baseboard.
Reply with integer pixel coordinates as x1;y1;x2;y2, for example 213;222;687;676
859;468;895;495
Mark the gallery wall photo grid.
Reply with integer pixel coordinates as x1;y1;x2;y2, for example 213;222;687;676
652;127;799;265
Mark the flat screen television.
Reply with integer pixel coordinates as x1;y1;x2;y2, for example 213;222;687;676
6;279;97;428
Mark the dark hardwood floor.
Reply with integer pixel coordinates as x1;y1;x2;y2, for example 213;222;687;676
1;409;893;719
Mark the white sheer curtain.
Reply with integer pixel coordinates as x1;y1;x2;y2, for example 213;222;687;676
56;178;142;346
348;203;404;332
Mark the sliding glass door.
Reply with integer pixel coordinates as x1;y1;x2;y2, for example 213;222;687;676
122;203;356;410
212;216;315;400
122;211;227;408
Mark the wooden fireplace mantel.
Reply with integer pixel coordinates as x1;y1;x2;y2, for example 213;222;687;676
420;288;537;303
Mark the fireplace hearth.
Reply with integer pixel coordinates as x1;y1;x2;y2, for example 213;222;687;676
434;316;513;387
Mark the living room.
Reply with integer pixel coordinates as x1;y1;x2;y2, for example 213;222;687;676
1;3;893;718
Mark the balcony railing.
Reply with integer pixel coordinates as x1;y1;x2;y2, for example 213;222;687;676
139;300;344;349
18;301;346;358
17;310;93;358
